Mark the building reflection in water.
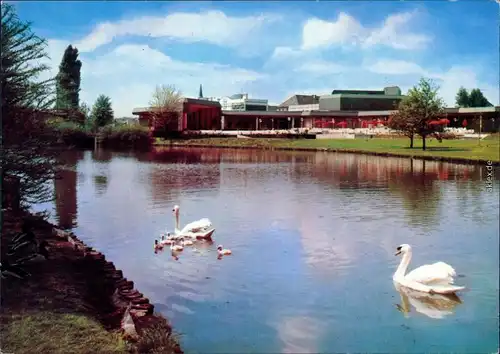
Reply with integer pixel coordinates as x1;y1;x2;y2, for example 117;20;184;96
92;148;113;163
293;152;498;274
158;148;495;278
144;147;496;224
91;148;112;197
145;147;222;206
60;147;496;275
54;150;85;229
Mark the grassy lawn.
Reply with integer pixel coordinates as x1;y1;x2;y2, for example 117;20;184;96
1;311;127;354
160;135;500;162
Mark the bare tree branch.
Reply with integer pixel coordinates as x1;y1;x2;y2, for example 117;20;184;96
148;85;184;131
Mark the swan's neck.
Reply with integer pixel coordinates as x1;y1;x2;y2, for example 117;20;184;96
175;213;180;231
394;251;412;280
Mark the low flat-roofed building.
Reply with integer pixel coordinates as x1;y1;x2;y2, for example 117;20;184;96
278;95;320;112
133;98;222;135
213;93;269;112
133;89;499;133
319;86;404;111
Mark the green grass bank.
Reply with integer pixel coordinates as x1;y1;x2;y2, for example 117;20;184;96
156;135;500;164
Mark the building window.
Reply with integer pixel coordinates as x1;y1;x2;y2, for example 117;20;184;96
245;104;267;111
231;103;245;110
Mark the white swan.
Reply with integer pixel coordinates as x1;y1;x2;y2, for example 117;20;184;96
393;244;465;294
217;244;232;256
170;241;184;252
172;205;215;239
159;234;174;245
160;231;182;241
154;239;163;251
393;281;462;319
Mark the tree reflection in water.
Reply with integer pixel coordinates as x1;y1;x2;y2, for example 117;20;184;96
54;150;84;229
93;175;108;196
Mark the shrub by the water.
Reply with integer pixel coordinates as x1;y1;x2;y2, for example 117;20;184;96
50;120;94;148
100;125;153;149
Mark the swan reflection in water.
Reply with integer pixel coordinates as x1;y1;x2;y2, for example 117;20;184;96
393;281;463;319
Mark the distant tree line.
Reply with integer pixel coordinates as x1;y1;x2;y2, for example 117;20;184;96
455;87;493;108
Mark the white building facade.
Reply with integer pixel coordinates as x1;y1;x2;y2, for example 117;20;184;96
212;93;268;112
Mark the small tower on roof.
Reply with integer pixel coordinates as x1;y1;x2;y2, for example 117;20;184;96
198;84;203;99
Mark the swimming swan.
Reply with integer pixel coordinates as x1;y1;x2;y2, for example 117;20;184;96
217;245;232;256
393;244;465;295
170;242;184;252
154;240;163;251
181;239;194;246
172;205;215;239
393;281;462;319
159;234;175;245
160;231;182;241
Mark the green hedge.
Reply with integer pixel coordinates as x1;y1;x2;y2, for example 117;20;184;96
99;125;153;149
49;120;94;148
49;120;153;150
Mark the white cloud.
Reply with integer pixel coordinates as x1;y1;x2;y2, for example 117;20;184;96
276;316;324;354
301;13;364;50
44;40;265;117
270;46;305;61
301;11;430;51
436;66;499;107
296;60;347;75
74;10;280;52
362;12;431;50
365;59;499;106
365;59;429;76
41;8;497;118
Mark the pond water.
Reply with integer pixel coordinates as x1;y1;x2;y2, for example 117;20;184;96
37;147;499;353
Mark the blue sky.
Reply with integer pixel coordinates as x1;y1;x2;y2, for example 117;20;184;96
13;1;500;116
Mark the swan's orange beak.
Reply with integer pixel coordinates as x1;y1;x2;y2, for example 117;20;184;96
395;250;402;256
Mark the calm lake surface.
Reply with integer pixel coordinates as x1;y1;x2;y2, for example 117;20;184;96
37;147;499;353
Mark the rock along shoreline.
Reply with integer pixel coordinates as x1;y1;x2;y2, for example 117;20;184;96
160;142;500;167
1;209;182;353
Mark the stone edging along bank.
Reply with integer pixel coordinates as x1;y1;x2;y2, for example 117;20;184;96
162;143;500;167
53;226;179;348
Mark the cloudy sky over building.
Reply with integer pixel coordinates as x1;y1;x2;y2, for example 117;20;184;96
14;1;499;116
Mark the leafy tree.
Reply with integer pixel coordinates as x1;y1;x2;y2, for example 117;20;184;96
79;101;92;129
455;87;470;108
91;94;114;130
388;111;417;148
55;45;82;114
149;84;184;132
1;3;60;207
391;78;445;151
79;101;91;119
468;88;493;107
455;87;493;107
